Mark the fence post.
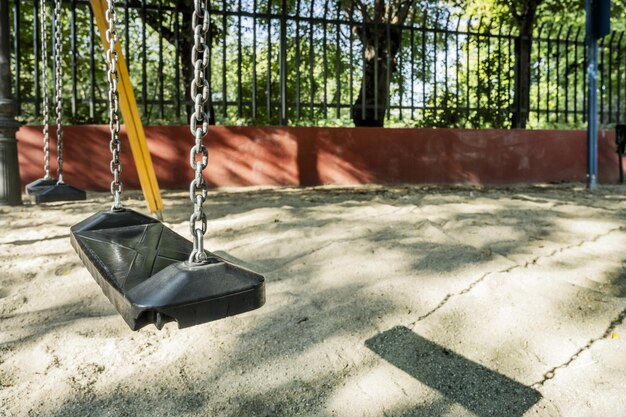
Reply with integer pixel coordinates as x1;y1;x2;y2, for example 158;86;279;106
586;0;610;189
0;0;22;206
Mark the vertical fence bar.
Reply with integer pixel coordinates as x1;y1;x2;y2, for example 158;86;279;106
507;25;513;125
266;0;272;121
237;0;243;119
606;32;615;123
555;25;563;124
583;29;587;124
410;10;417;120
251;0;257;121
496;21;503;126
620;38;626;123
360;7;365;122
475;17;482;126
432;11;438;122
89;4;95;119
599;35;606;125
322;0;328;120
33;0;40;117
174;2;180;120
348;3;354;121
564;26;572;124
536;24;543;125
373;10;379;121
397;16;403;121
279;0;287;125
486;20;492;122
385;15;391;121
207;0;214;123
422;11;427;120
335;2;341;119
454;15;460;122
465;16;471;125
222;0;227;121
310;0;316;120
70;0;77;117
294;0;300;122
574;27;581;123
617;33;624;123
443;12;450;120
547;24;554;124
158;0;164;119
607;33;615;124
12;0;20;115
141;0;147;118
124;0;129;72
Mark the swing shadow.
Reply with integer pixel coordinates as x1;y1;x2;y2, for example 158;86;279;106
365;326;541;417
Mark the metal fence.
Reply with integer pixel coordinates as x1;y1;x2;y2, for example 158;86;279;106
9;0;626;128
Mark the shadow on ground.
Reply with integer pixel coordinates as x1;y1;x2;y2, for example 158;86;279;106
365;326;541;417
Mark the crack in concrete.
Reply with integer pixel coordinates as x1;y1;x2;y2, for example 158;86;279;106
531;306;626;389
408;226;624;329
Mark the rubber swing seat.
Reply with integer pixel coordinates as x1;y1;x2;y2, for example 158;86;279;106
26;178;86;203
70;209;265;330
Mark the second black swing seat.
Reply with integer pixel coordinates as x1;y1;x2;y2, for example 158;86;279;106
70;209;265;330
26;178;87;203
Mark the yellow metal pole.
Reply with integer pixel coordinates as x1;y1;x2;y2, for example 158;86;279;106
91;0;163;218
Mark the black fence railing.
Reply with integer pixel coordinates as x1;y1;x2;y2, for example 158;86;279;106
9;0;626;128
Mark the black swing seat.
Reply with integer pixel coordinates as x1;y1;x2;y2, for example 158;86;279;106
70;209;265;330
26;178;86;203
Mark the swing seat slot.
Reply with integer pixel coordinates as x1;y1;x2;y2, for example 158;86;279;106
27;180;86;203
70;209;265;330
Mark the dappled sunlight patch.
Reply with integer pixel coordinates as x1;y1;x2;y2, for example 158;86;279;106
327;364;432;416
552;217;620;237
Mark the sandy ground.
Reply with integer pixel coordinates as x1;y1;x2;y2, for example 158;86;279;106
1;184;626;417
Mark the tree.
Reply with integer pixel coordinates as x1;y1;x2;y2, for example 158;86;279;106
341;0;417;127
129;0;218;123
505;0;542;128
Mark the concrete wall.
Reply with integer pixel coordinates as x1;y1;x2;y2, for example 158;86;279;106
16;125;620;190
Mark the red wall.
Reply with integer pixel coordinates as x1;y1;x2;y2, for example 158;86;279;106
16;125;620;190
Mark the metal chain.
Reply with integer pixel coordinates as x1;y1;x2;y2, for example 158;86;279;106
105;0;123;210
53;0;64;183
188;0;211;264
40;0;51;180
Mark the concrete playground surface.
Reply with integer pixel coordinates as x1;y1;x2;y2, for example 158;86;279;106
1;184;625;416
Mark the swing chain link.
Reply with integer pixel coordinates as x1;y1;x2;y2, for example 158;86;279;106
40;0;51;180
105;0;123;210
188;0;210;264
53;0;64;183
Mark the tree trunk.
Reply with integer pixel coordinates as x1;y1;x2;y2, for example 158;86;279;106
352;25;402;127
511;11;536;128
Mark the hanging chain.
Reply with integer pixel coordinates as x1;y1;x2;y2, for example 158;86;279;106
105;0;123;210
188;0;211;264
53;0;64;184
40;0;51;180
